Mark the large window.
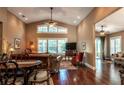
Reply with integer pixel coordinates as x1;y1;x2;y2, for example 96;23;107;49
58;39;66;53
110;36;121;55
38;38;67;54
95;37;102;58
38;39;47;53
37;25;67;33
48;40;57;53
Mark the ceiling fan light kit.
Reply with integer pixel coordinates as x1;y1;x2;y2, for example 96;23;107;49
47;7;57;27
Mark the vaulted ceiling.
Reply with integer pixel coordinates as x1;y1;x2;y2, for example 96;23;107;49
7;7;93;25
96;8;124;34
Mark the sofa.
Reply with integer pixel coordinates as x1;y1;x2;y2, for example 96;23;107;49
111;52;124;65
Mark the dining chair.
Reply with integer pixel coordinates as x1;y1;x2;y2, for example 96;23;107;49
28;56;51;85
50;55;63;74
5;60;24;85
0;62;8;85
0;53;8;61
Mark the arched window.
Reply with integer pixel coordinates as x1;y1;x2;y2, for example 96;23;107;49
37;25;68;34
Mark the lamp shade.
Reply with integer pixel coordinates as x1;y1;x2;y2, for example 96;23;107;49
100;31;105;36
9;48;14;52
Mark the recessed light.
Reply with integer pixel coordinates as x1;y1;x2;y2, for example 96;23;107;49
18;12;22;15
73;20;77;24
77;16;80;19
25;18;28;20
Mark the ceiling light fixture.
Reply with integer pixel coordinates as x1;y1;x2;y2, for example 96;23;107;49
73;20;77;24
100;25;105;36
47;7;56;27
77;16;80;19
18;12;22;15
25;18;28;20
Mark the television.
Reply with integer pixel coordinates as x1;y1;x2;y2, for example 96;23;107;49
66;42;77;50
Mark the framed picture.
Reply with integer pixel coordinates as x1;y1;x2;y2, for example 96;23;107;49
81;42;86;50
14;38;21;49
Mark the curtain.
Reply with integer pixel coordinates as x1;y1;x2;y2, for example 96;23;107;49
100;36;105;60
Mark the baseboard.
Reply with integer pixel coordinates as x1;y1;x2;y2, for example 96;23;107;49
84;63;96;70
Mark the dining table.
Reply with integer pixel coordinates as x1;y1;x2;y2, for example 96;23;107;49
0;60;42;85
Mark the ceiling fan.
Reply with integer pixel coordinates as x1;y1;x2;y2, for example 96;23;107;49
45;7;57;27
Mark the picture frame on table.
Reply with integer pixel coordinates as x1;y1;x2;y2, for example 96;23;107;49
14;38;21;49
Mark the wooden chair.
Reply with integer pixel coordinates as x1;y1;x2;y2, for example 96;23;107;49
0;53;8;61
28;56;51;85
0;60;23;85
0;62;8;85
50;55;63;74
1;53;24;85
5;60;24;85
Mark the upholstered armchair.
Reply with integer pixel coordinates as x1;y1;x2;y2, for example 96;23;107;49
71;52;84;66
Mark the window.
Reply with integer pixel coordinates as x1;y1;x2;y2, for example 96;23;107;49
58;39;67;53
38;38;67;54
58;26;67;33
48;40;57;53
37;25;48;33
37;25;67;33
38;39;47;53
95;37;102;58
110;36;121;55
49;26;57;32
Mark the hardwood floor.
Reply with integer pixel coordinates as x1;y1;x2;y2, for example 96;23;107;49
52;59;121;85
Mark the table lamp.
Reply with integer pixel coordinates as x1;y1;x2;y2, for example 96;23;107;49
9;48;15;54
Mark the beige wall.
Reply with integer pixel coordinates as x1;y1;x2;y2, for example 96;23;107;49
6;11;26;52
77;7;120;68
0;8;7;53
26;20;77;52
0;8;26;53
0;22;2;52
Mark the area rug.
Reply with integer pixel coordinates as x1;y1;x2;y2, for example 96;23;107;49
60;61;78;70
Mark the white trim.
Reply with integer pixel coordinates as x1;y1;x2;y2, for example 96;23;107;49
84;63;96;70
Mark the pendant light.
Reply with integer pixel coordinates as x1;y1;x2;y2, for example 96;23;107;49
100;25;105;36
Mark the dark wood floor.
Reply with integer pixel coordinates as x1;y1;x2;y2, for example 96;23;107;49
52;59;121;85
